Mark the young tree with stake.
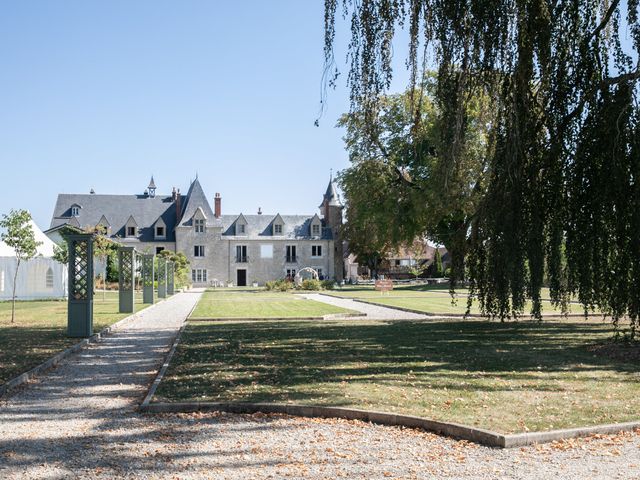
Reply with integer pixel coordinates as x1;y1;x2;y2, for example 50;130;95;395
0;210;42;323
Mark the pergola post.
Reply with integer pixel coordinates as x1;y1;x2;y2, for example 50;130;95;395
158;259;167;298
141;254;155;304
118;246;136;313
67;234;94;337
167;261;175;296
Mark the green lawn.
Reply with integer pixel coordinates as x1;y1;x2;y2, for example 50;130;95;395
154;318;639;433
190;290;356;319
328;285;594;316
0;291;153;384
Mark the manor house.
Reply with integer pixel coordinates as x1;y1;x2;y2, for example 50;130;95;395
47;177;344;286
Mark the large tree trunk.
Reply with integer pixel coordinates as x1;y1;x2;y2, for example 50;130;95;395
11;258;20;324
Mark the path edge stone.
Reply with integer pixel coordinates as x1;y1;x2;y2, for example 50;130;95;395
139;400;640;449
341;296;592;319
0;297;167;399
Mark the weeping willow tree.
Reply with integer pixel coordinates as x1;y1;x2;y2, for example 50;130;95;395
324;0;640;337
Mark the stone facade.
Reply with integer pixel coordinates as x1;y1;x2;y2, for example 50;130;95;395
48;177;344;287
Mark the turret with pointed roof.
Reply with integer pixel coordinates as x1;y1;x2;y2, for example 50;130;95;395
148;176;157;198
319;174;345;281
178;178;219;226
319;175;343;209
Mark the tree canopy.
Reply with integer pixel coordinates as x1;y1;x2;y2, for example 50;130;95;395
338;81;489;284
325;0;640;337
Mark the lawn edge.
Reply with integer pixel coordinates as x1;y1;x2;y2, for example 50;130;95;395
0;296;166;399
349;297;594;319
138;401;640;448
188;312;366;321
139;295;201;409
139;324;186;410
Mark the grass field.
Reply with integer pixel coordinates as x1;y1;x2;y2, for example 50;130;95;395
328;285;594;316
0;291;153;384
190;290;356;319
154;317;639;433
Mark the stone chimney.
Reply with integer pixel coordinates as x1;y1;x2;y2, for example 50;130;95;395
175;188;181;222
214;193;221;218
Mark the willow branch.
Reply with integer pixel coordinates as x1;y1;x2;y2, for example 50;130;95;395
588;0;621;43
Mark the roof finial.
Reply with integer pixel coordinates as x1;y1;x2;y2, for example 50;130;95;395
148;175;157;198
330;168;333;181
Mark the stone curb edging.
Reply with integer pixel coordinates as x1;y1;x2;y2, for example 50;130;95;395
139;297;201;409
139;324;185;410
349;297;595;319
189;312;367;322
0;296;168;399
138;401;640;449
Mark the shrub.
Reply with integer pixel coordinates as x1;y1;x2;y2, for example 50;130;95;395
301;279;322;291
266;279;294;292
321;279;335;290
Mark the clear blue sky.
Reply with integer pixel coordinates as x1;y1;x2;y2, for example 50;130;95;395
0;1;410;228
4;2;633;230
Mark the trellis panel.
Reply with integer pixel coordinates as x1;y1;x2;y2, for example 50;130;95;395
67;234;94;337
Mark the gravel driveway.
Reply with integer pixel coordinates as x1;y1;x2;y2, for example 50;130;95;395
1;290;638;479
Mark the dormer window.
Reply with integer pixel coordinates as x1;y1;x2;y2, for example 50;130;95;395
234;214;248;236
312;224;321;236
274;224;283;235
194;219;205;233
127;226;137;237
156;226;165;237
71;206;80;217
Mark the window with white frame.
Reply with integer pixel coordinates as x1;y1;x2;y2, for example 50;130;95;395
312;224;321;236
236;245;248;262
238;223;246;234
191;269;207;283
285;245;297;262
194;218;205;233
286;268;296;278
311;245;322;257
45;267;54;289
127;226;136;237
71;206;80;217
274;224;283;235
194;245;205;257
155;226;165;237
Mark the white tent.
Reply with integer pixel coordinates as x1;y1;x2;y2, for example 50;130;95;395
0;220;68;300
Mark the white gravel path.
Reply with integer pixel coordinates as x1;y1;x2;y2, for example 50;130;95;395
299;292;431;319
1;290;638;479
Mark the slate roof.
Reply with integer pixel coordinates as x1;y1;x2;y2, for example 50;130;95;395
320;178;343;208
49;193;182;242
49;178;334;242
220;214;332;240
178;178;222;227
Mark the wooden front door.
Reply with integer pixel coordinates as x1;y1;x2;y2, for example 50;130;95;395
237;269;247;287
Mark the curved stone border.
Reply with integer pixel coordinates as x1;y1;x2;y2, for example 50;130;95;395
0;297;166;399
139;400;640;449
139;307;638;449
343;296;594;319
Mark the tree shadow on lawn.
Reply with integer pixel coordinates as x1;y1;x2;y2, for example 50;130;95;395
158;319;640;406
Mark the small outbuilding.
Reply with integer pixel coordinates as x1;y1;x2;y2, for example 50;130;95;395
0;220;68;300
